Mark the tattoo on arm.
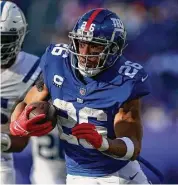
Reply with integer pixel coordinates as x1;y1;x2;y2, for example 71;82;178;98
35;73;51;101
35;73;44;92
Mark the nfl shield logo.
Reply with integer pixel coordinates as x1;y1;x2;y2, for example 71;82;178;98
79;88;86;96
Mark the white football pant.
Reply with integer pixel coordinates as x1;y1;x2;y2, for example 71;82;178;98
66;160;149;184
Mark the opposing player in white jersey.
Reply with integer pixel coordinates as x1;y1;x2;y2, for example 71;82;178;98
0;1;65;184
0;1;41;183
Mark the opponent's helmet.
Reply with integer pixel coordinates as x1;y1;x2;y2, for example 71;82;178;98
68;8;126;77
0;1;27;65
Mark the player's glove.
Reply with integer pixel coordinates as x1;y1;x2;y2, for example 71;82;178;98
10;105;53;137
72;123;109;151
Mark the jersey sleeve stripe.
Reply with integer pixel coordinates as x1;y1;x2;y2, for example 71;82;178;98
22;58;41;83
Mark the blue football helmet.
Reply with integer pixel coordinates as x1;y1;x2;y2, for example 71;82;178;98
68;8;126;77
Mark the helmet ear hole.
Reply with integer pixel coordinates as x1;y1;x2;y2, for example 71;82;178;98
111;46;118;53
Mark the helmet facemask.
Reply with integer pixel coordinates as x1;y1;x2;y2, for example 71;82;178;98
0;27;26;66
69;29;120;77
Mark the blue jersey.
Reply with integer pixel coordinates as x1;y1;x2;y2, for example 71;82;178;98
40;43;150;177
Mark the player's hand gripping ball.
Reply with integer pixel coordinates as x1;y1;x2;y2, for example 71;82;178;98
10;101;57;137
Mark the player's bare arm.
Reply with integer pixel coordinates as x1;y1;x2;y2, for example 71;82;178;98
106;99;142;160
11;73;49;122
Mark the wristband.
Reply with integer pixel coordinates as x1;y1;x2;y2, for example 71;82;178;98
117;137;134;160
1;133;11;152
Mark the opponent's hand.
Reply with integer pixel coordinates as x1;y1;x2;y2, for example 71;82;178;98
72;123;109;151
10;105;53;137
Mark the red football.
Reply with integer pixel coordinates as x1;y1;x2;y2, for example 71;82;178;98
28;101;57;128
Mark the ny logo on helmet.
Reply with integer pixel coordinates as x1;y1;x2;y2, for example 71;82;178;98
111;18;124;30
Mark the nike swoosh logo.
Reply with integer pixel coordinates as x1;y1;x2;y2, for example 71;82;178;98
141;74;148;82
129;172;139;180
14;125;23;132
13;121;29;134
14;121;24;132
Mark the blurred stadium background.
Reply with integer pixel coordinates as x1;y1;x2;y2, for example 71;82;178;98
9;0;178;183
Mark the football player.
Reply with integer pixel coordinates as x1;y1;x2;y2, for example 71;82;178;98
10;8;151;184
0;1;65;184
0;1;40;183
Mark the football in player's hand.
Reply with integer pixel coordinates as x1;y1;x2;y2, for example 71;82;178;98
28;101;57;128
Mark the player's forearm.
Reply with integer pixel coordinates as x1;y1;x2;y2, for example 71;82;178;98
105;137;140;160
8;135;29;152
24;85;49;104
106;110;143;160
11;101;27;122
